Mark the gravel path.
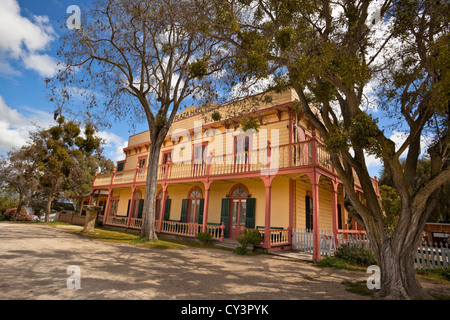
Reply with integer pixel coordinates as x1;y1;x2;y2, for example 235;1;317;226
0;222;443;301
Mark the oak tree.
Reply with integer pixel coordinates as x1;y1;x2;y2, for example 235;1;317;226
199;0;449;299
50;0;231;241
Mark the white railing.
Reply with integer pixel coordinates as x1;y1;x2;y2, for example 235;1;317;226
337;232;370;248
292;229;336;256
416;242;449;270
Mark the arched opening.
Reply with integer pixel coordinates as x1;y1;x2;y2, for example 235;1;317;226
228;183;251;238
187;187;203;223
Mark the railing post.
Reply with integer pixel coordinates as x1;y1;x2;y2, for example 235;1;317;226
311;130;318;165
165;160;171;179
220;222;225;242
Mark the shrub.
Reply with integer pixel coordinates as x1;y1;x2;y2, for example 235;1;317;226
316;256;349;269
427;267;450;281
335;244;377;266
3;208;28;221
237;228;263;246
196;232;213;245
234;245;249;255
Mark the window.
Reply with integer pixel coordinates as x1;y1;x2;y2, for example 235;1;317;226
138;157;146;168
234;136;250;165
187;188;203;223
117;162;125;172
137;157;147;178
109;199;119;216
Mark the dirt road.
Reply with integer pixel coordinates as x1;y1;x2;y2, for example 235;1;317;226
0;222;440;301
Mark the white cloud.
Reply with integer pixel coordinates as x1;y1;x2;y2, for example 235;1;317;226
97;131;127;163
0;95;54;153
0;0;58;77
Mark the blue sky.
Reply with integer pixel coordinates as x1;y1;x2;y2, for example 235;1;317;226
0;0;410;179
0;0;148;163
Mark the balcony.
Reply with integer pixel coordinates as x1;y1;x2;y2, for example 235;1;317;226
93;140;333;188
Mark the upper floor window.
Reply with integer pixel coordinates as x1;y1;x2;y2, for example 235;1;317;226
138;157;146;168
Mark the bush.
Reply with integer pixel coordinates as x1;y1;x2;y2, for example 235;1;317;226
428;267;450;281
316;256;349;269
3;208;28;221
335;244;377;266
196;232;213;245
237;228;263;246
234;245;249;255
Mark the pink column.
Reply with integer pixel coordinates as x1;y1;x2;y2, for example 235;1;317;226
158;184;168;232
331;180;339;249
263;177;274;249
288;179;294;245
202;180;211;233
103;188;112;224
312;171;321;263
126;187;136;228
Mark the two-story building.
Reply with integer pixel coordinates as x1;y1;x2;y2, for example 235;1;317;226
82;88;378;261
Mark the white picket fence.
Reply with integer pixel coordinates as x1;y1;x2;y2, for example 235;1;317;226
292;229;450;271
336;233;370;248
292;229;336;256
415;242;450;270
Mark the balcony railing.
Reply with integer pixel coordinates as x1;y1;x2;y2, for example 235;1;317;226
93;140;331;187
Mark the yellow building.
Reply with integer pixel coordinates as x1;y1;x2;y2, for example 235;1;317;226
88;89;378;260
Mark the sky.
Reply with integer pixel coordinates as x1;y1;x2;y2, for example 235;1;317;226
0;0;141;164
0;0;426;180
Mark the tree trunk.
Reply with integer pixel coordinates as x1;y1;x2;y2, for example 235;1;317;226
366;204;435;300
140;142;162;242
45;196;53;223
376;239;429;299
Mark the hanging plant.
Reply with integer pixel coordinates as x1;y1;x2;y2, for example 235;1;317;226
211;110;222;122
240;116;260;132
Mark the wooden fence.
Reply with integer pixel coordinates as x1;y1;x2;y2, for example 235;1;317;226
415;242;450;270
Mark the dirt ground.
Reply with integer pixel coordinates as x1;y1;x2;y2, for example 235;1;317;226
0;222;448;301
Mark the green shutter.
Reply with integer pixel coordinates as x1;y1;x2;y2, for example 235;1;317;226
126;199;131;217
220;198;230;238
137;199;144;219
245;198;256;229
337;204;342;230
164;198;171;221
305;195;313;231
180;199;188;222
197;199;205;224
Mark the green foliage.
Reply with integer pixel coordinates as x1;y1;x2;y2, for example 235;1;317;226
240;116;260;132
237;228;263;246
188;58;209;80
349;113;382;157
211;110;222;122
316;256;349;269
335;244;377;267
379;185;401;235
0;194;19;214
233;245;249;255
423;267;450;282
196;232;213;244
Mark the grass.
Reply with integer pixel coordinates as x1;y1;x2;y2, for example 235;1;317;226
316;256;367;271
48;223;184;250
342;281;376;297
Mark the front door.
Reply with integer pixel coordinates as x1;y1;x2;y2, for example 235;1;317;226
229;198;247;238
